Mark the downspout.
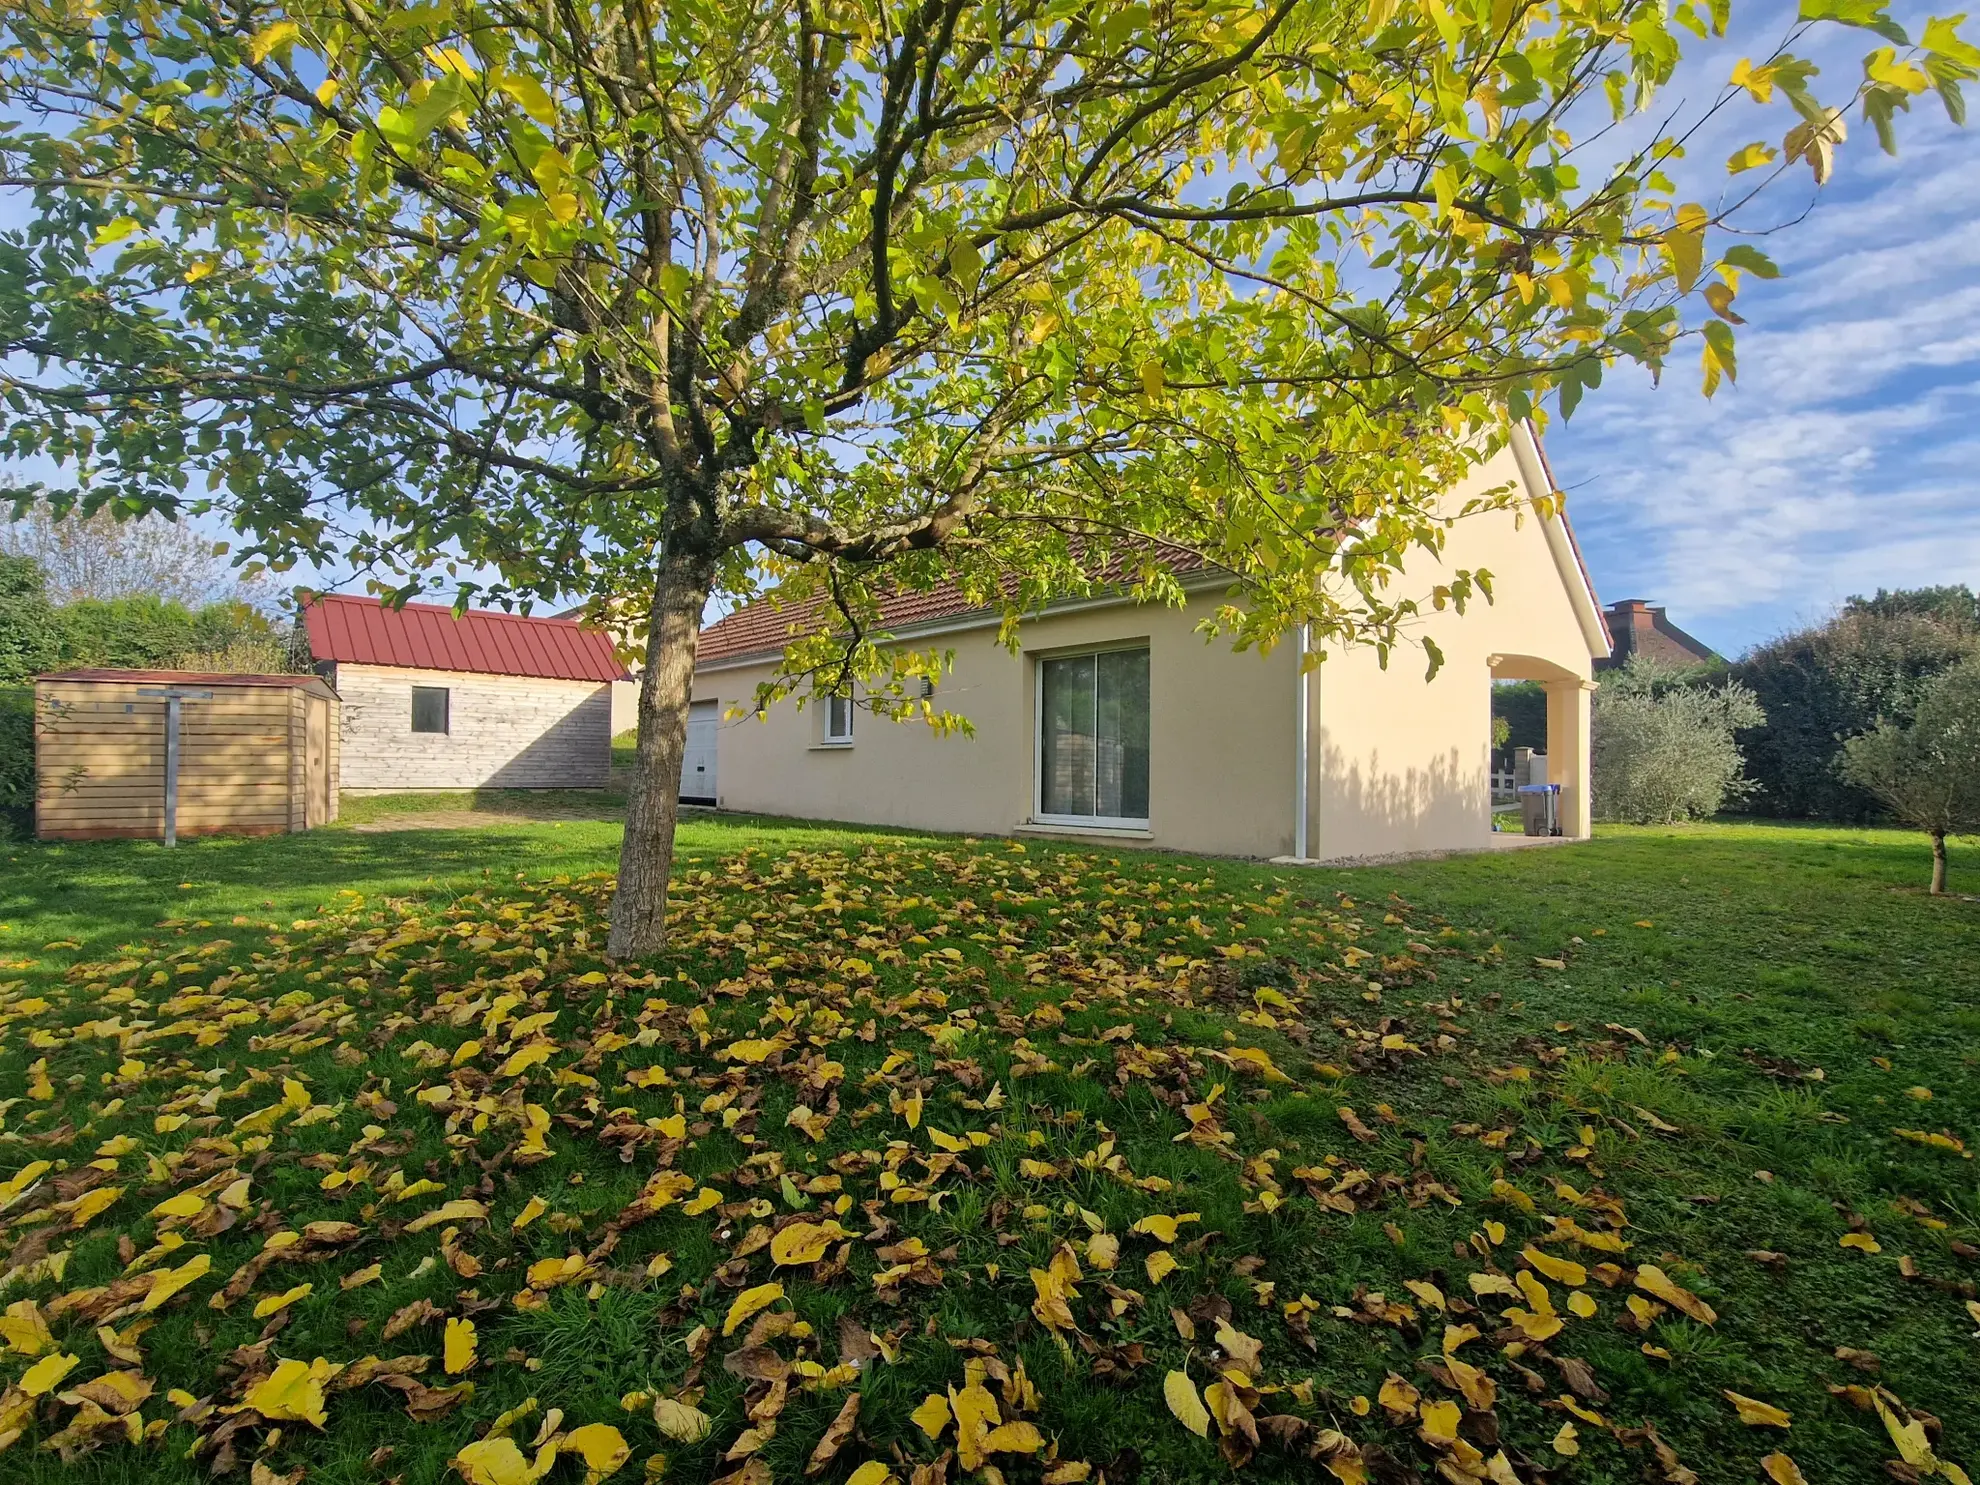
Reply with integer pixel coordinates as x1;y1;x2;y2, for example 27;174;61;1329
1293;624;1310;861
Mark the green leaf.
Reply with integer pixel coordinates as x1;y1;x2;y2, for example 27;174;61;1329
1720;244;1780;278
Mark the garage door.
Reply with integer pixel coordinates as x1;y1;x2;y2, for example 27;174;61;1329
681;699;718;805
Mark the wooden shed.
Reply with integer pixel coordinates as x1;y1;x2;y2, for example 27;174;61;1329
34;670;340;841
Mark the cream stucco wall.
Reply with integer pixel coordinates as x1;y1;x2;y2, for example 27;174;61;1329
693;594;1302;858
1311;438;1600;858
691;431;1602;860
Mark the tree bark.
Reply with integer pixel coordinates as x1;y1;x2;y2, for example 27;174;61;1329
1930;830;1947;896
607;549;716;959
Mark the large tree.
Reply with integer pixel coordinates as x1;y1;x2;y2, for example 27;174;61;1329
0;0;1970;953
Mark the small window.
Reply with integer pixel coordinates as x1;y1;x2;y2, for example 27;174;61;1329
823;694;854;745
411;686;450;734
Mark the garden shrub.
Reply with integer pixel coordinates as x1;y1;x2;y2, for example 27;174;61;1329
1593;658;1763;823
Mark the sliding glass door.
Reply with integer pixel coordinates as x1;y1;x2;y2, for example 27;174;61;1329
1037;647;1149;826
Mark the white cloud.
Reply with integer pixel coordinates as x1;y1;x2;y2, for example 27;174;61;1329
1549;7;1980;654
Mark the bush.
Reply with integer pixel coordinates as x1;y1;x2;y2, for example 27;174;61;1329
0;686;33;838
0;554;59;684
1491;679;1547;751
1735;590;1979;821
1841;657;1980;894
1592;658;1763;824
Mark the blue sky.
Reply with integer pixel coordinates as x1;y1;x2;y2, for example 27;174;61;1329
1546;7;1980;657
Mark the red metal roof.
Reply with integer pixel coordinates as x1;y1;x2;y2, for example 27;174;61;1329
303;596;630;683
38;669;330;688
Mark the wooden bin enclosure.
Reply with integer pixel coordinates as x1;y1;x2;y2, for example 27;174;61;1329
34;670;340;841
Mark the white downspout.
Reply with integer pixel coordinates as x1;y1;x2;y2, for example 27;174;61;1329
1293;624;1310;861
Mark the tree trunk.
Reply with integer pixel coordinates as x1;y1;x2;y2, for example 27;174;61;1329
607;550;715;959
1930;830;1947;896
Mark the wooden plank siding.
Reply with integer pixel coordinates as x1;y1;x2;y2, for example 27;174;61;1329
33;675;338;840
330;663;612;792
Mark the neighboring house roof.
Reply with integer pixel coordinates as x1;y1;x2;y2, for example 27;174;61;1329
38;669;329;688
302;595;630;683
1596;599;1717;671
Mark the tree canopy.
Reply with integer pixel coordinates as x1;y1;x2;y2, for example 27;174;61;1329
1843;656;1980;892
0;0;1971;948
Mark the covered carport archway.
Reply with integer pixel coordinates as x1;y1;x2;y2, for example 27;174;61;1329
1489;652;1596;838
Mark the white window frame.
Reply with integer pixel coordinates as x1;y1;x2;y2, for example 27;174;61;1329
1032;643;1150;831
821;693;854;746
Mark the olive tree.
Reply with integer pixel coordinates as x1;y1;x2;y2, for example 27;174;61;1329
1592;657;1763;823
0;0;1971;953
1843;657;1980;893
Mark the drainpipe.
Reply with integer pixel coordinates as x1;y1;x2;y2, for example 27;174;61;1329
1293;623;1310;861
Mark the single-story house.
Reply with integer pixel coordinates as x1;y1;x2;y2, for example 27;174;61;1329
303;596;630;793
683;423;1610;861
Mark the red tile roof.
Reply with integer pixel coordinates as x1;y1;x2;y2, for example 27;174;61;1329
38;669;328;688
303;596;630;683
697;545;1217;665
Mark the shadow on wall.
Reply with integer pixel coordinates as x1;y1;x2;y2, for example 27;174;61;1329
483;697;613;788
1320;742;1487;855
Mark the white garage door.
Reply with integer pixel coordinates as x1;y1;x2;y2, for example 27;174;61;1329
681;700;718;804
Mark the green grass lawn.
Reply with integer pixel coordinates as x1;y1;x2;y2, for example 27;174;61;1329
0;815;1975;1485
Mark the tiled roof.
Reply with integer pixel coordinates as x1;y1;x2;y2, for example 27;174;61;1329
697;546;1216;665
303;595;630;683
38;669;327;687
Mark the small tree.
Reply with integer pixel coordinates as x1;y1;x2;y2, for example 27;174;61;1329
1592;658;1763;824
1842;658;1980;894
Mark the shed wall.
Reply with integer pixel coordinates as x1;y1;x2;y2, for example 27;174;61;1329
34;678;318;840
333;663;612;792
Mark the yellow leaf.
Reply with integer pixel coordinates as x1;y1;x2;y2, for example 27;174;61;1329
561;1423;630;1483
1633;1265;1717;1325
405;1199;488;1234
1522;1247;1586;1286
452;1436;540;1485
1761;1452;1809;1485
64;1185;125;1229
845;1464;896;1485
725;1039;778;1064
1553;1422;1580;1456
1725;1391;1791;1428
0;1300;53;1356
446;1317;478;1375
1139;359;1165;401
142;1252;212;1312
513;1196;548;1229
771;1221;847;1267
723;1282;784;1336
1839;1232;1881;1254
1726;142;1778;174
1378;1374;1419;1418
683;1187;723;1216
1145;1250;1179;1285
1164;1370;1211;1438
1418;1398;1461;1446
253;1283;312;1319
652;1396;713;1442
982;1420;1044;1455
1129;1213;1197;1243
20;1352;79;1396
912;1393;952;1439
244;1357;333;1427
152;1191;206;1220
248;19;299;63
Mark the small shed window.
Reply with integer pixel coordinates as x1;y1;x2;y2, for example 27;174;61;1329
411;685;451;734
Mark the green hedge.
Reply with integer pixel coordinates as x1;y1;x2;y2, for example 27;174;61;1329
0;686;32;839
